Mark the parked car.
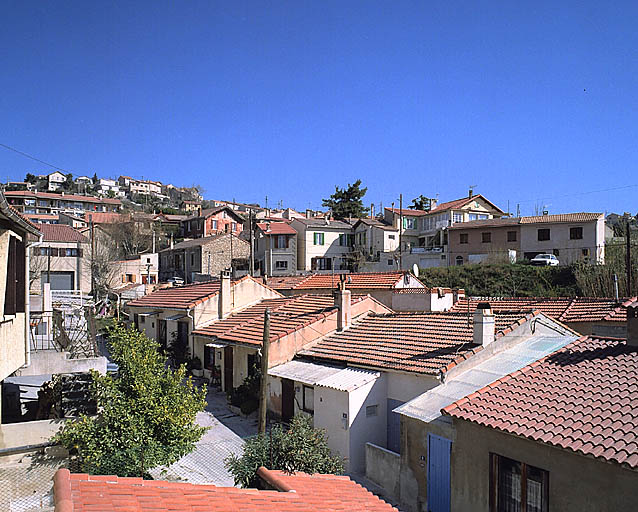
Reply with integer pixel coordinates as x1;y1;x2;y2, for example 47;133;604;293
166;276;185;285
530;253;559;266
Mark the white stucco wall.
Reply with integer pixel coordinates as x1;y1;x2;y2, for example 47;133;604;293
387;372;438;403
314;386;351;469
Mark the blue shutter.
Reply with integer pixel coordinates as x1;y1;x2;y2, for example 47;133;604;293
427;434;451;512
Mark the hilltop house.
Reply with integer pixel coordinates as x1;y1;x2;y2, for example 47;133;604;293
5;190;121;216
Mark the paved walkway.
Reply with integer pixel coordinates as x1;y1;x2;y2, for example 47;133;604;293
149;387;257;486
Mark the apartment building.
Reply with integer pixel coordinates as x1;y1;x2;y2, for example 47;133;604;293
291;217;354;271
5;190;121;215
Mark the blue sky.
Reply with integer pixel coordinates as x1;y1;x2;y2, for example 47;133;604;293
1;1;637;215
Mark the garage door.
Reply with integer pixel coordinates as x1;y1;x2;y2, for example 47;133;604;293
41;271;74;291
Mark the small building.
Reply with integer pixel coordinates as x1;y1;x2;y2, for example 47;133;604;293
30;224;90;294
181;206;245;239
440;322;638;512
117;253;159;286
448;217;520;265
267;271;424;309
159;233;249;283
290;217;354;271
47;171;67;192
255;221;298;276
351;218;400;272
58;212;88;229
126;274;281;366
180;200;202;213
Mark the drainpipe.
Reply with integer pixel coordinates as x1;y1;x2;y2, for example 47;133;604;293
24;234;44;368
186;307;196;360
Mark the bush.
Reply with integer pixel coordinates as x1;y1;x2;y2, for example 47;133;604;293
225;415;345;488
54;323;207;477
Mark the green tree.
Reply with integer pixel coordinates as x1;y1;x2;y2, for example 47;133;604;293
25;173;37;184
322;180;369;220
225;415;344;488
63;173;74;191
55;323;207;477
92;172;99;184
410;195;434;211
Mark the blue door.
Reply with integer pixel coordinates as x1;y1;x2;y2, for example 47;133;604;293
427;434;451;512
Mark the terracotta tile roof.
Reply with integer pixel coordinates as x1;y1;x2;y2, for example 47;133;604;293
430;194;505;214
127;276;252;309
442;336;638;470
353;218;397;230
37;223;88;243
84;212;126;224
293;217;353;229
519;212;603;224
193;294;367;345
300;311;540;375
4;190;122;205
256;222;297;235
53;467;396;511
264;275;312;290
292;271;420;290
450;297;637;323
385;207;430;217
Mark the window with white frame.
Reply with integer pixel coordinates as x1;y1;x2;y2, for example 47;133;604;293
302;385;314;413
453;212;463;223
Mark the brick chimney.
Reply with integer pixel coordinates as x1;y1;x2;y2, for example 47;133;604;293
218;270;232;319
627;302;638;347
334;289;352;331
473;302;495;347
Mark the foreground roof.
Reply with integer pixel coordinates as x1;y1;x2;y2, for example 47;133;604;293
193;294;368;345
300;311;541;375
53;467;396;511
268;271;421;291
443;336;638;470
37;223;88;243
450;297;637;323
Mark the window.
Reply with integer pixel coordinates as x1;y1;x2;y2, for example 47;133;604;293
537;229;550;241
388;259;393;266
312;257;331;270
507;231;517;242
453;212;463;223
455;256;464;266
313;232;325;245
403;217;416;229
582;248;590;257
232;222;237;231
570;227;583;240
388;234;395;240
469;213;478;221
4;236;25;315
553;249;560;256
482;232;492;243
139;315;145;324
275;260;288;270
303;385;314;413
356;232;366;245
365;404;378;417
478;214;488;220
339;233;350;246
211;220;218;230
460;233;469;244
490;454;548;512
274;235;288;249
190;253;194;266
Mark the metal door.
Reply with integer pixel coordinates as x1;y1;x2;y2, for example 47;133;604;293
281;378;295;423
427;434;452;512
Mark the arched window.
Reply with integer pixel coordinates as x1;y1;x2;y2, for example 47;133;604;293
455;256;464;266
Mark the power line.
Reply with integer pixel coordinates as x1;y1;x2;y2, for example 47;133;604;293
514;184;638;205
0;142;72;173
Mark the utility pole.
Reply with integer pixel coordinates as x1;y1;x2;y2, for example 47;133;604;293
258;308;270;434
249;210;255;277
399;194;403;270
625;221;632;297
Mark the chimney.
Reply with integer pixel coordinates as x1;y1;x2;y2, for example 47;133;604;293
334;288;352;331
468;187;473;198
370;203;374;218
306;209;311;219
218;270;232;319
627;303;638;347
473;302;495;347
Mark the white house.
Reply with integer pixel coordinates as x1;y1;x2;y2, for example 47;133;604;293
290;217;354;271
47;171;67;192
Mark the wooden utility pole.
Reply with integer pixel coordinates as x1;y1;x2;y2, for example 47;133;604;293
625;221;632;297
258;308;270;434
399;193;403;270
249;210;255;277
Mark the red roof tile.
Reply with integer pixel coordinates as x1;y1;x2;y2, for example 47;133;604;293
53;467;397;511
450;297;637;323
300;311;540;375
193;294;367;345
264;275;311;290
37;223;88;243
442;336;638;470
385;207;430;217
283;271;420;290
256;222;297;235
127;276;256;309
519;212;603;224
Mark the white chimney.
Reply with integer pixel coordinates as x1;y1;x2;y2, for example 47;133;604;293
334;289;352;331
218;270;232;319
473;302;495;347
627;303;638;347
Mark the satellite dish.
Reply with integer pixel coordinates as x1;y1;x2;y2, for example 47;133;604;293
412;263;419;276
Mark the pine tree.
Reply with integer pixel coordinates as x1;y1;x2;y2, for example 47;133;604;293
321;180;369;220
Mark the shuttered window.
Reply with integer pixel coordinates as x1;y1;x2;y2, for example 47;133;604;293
4;236;17;315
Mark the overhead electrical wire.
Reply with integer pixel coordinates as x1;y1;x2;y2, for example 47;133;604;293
0;142;73;173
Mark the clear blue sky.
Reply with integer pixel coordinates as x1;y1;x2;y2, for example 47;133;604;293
2;1;637;216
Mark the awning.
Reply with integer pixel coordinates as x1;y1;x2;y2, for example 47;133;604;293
165;314;186;321
137;311;159;318
268;360;343;386
205;342;227;348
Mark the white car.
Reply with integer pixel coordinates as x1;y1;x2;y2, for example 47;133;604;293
530;254;559;266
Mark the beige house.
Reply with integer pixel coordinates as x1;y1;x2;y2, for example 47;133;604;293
0;192;42;419
290;217;354;271
448;217;520;265
126;274;281;367
30;224;90;294
351;218;400;272
255;221;297;276
117;253;159;285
